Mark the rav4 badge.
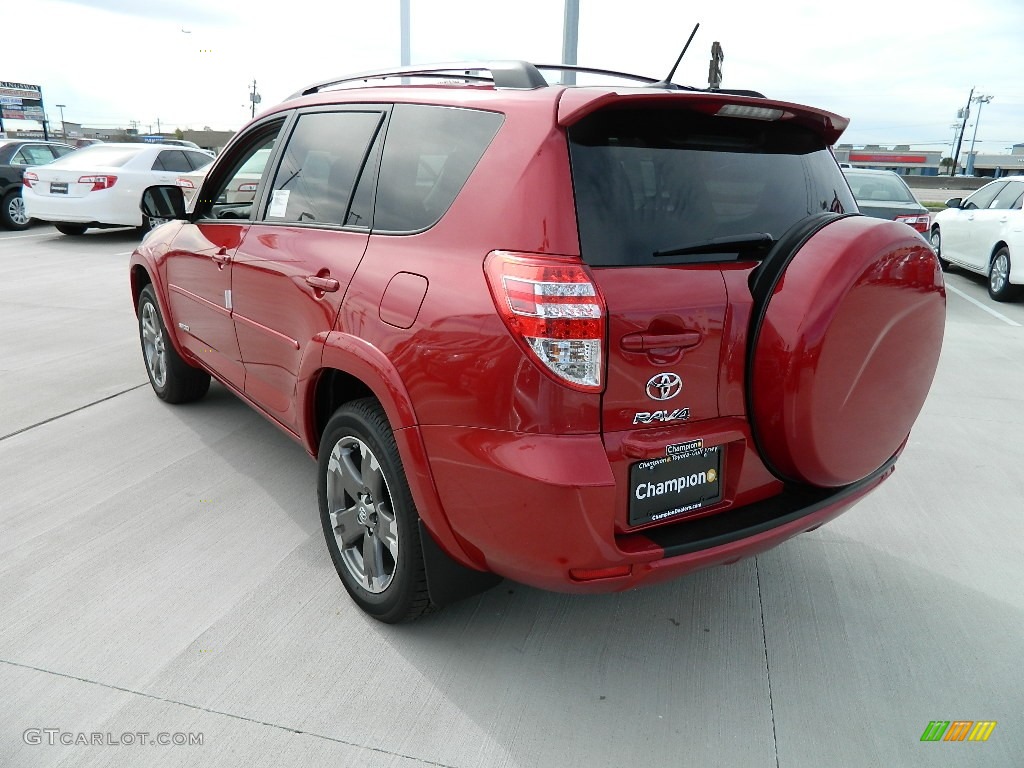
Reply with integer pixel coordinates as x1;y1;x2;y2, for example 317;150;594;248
633;408;691;425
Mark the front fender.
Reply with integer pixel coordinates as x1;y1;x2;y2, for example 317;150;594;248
128;225;191;364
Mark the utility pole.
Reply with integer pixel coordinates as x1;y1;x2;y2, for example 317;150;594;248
56;104;67;138
561;0;580;85
249;79;261;119
950;86;974;177
156;117;161;134
966;94;993;176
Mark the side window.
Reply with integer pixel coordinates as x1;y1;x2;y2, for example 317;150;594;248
963;182;1006;210
989;181;1024;210
52;145;76;158
152;150;194;172
265;111;382;227
195;121;285;221
373;104;504;233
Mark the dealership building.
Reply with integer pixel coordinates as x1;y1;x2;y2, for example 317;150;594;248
834;143;1024;178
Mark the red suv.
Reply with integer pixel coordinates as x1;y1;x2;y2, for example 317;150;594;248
130;62;945;622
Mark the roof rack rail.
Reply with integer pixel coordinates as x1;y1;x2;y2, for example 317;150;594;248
533;64;658;86
290;61;548;99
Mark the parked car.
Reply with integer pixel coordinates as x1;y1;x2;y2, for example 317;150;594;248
141;137;215;157
0;139;76;229
22;143;213;235
130;61;945;623
930;178;1024;301
842;168;930;234
176;146;271;207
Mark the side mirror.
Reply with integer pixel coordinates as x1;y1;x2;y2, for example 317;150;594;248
944;197;963;209
141;185;186;220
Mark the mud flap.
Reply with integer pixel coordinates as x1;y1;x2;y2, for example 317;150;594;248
419;520;502;607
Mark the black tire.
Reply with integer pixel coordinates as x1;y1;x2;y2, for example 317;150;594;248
1;189;31;230
55;222;88;236
929;226;951;271
988;247;1022;302
318;398;433;623
137;284;211;403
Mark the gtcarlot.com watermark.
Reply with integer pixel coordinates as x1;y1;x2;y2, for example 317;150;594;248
24;729;203;747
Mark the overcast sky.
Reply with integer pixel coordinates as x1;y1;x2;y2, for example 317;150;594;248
4;0;1022;153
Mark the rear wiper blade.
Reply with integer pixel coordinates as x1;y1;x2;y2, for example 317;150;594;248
653;232;775;258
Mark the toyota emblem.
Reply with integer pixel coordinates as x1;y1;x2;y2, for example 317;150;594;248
646;373;682;401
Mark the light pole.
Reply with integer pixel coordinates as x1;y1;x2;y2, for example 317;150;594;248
55;104;67;138
562;0;580;85
966;94;993;176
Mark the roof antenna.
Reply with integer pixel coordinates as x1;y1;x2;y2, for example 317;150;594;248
652;23;700;89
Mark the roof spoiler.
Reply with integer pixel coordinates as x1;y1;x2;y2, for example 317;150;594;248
556;91;850;145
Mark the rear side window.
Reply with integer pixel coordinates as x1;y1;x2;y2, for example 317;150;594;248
373;104;503;233
152;150;194;172
265;110;383;227
568;107;855;266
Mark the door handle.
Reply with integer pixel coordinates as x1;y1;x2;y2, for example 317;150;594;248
306;275;340;292
210;248;230;266
620;331;702;352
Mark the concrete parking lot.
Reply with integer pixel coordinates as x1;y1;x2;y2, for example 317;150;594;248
1;225;1021;768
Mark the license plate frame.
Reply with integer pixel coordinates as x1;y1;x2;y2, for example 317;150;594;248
49;182;68;195
628;445;723;526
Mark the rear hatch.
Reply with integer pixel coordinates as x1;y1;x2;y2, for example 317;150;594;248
565;98;857;434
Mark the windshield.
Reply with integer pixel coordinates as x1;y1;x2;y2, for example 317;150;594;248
845;172;916;203
568;107;855;266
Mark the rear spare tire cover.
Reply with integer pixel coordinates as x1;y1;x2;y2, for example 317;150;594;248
749;216;945;487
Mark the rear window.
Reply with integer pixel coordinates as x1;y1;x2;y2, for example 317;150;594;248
50;145;144;168
568;107;855;266
845;172;916;204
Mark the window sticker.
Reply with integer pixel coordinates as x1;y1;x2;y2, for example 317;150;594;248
268;189;290;218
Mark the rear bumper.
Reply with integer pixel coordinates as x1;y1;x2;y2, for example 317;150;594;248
22;187;141;227
420;424;896;593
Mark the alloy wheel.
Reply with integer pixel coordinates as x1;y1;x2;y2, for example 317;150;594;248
8;195;28;226
140;302;168;388
991;252;1009;295
326;436;399;594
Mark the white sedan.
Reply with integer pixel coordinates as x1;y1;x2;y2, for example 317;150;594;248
930;178;1024;301
22;143;213;235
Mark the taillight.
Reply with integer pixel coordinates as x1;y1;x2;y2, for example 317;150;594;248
237;182;258;193
895;214;930;233
23;172;38;188
484;250;606;392
175;177;196;190
78;175;117;192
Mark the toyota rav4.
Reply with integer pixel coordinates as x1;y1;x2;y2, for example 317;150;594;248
129;61;945;622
